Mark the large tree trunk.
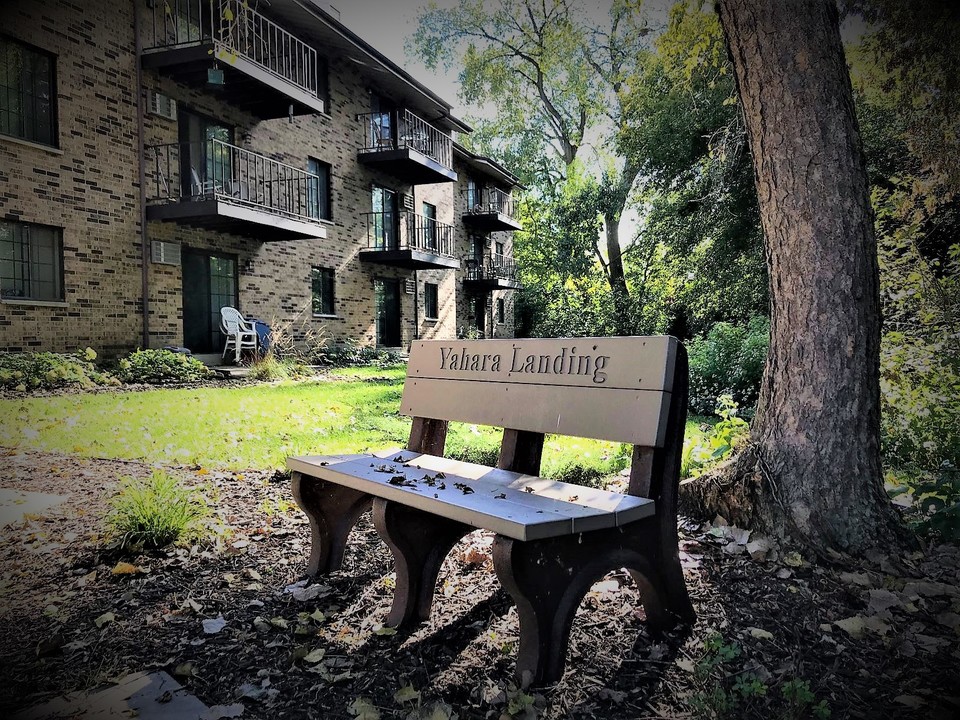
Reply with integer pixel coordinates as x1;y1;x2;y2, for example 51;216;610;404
687;0;903;554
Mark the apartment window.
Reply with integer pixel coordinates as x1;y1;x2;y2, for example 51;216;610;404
497;297;506;324
422;202;437;251
311;266;335;316
307;158;331;221
424;282;438;320
495;241;505;260
0;36;57;147
0;220;63;301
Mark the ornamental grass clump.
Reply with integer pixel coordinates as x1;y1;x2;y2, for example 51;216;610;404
108;471;210;550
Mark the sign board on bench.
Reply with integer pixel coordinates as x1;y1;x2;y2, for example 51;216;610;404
402;336;678;447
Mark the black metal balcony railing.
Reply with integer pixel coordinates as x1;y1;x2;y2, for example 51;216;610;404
146;139;322;222
466;187;515;219
466;254;519;282
144;0;319;101
363;211;456;258
359;109;454;170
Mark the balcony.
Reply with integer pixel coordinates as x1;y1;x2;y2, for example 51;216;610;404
464;254;521;290
140;0;325;118
463;187;522;232
360;211;460;270
145;139;328;241
357;110;457;185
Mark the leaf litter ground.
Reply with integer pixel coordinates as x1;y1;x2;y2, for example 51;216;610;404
0;449;958;719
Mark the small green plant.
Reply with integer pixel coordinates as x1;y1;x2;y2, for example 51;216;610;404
781;679;830;719
116;349;212;384
0;348;116;391
108;471;210;550
681;396;750;478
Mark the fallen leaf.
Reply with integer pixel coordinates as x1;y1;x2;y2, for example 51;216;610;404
746;537;772;561
394;685;420;704
748;627;774;641
676;658;696;673
867;589;900;614
94;612;115;628
839;572;872;587
202;616;227;634
894;695;926;708
269;617;289;629
349;697;380;720
174;662;196;678
204;703;244;719
834;615;891;639
111;562;139;575
373;625;397;636
936;612;960;632
304;648;326;663
783;551;803;567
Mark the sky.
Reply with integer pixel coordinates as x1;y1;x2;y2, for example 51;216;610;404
328;0;462;111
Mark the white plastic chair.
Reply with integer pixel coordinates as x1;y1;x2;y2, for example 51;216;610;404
220;307;257;364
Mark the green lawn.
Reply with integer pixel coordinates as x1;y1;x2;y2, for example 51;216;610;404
0;368;710;482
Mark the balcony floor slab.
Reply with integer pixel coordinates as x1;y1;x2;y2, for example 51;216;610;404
147;200;328;241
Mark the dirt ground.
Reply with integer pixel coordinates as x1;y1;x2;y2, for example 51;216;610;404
0;448;958;719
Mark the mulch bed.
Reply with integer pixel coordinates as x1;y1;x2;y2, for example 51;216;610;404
0;448;957;719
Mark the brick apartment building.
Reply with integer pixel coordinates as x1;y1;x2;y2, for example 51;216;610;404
0;0;522;357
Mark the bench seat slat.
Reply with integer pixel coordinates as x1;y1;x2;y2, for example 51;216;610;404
287;450;655;541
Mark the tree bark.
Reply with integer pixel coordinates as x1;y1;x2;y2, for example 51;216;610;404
693;0;904;553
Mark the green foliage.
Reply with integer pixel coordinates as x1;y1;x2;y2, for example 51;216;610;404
116;349;212;385
314;340;404;368
687;633;831;719
781;679;831;720
0;348;116;391
107;471;210;550
681;397;750;479
250;354;311;382
687;317;769;415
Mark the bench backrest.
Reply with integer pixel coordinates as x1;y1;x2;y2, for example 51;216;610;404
402;336;680;447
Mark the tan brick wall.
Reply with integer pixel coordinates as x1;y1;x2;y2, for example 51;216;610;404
0;0;142;354
1;0;518;356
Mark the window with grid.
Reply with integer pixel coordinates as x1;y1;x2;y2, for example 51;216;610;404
311;266;335;316
0;220;63;301
0;36;57;146
424;282;438;319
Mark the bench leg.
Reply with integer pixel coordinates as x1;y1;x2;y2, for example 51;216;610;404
372;498;472;628
291;472;372;575
493;523;694;684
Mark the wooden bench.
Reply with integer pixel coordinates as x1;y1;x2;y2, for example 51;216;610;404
288;336;694;683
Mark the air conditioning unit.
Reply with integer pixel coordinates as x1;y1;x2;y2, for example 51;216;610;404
404;278;415;294
151;240;182;266
401;193;415;211
147;91;177;121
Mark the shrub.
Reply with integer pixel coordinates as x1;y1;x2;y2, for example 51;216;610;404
116;349;212;384
0;348;116;391
687;316;769;415
107;471;210;550
315;340;404;368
